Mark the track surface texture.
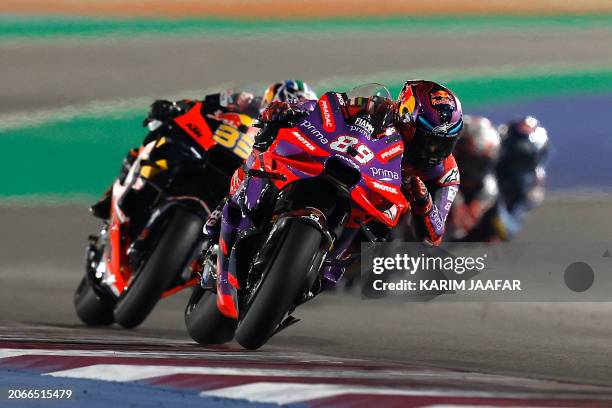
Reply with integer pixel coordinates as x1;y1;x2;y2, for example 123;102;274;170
1;18;612;406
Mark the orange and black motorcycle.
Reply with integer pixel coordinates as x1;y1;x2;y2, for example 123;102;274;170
74;102;257;328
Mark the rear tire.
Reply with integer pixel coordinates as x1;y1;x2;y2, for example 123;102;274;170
185;286;237;344
113;207;204;328
74;275;115;326
235;219;323;350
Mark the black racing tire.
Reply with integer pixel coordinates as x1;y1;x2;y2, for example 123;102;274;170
235;219;323;350
113;207;204;329
184;285;237;344
74;275;115;326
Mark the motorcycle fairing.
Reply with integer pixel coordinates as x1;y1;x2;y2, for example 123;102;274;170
245;91;409;228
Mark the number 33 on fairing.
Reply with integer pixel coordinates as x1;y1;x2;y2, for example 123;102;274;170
212;115;257;160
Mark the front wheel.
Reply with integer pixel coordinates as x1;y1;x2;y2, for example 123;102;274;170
74;275;115;326
235;219;324;350
185;286;237;344
113;207;204;328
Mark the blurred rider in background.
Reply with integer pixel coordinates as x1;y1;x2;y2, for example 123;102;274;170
447;115;501;241
451;115;549;241
90;80;317;221
493;116;549;241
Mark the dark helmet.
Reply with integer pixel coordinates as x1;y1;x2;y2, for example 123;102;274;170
260;79;317;111
395;80;463;167
498;116;549;174
454;115;501;183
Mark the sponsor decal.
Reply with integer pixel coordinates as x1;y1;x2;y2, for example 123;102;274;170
372;181;398;194
291;131;316;152
432;122;454;133
383;204;398;221
300;119;329;144
186;123;202;137
318;95;336;132
398;85;416;119
429;206;443;231
220;112;243;128
440;167;460;185
377;142;403;162
370;167;400;180
335;92;346;106
444;185;458;211
350;125;369;138
333;153;359;168
430;90;453;106
354;117;374;135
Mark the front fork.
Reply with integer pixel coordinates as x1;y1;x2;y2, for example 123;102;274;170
85;224;116;300
215;201;243;319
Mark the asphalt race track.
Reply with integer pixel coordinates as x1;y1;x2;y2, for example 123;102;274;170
2;26;612;406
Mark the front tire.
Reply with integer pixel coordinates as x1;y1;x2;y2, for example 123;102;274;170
235;219;323;350
74;276;115;326
185;286;237;344
113;207;204;328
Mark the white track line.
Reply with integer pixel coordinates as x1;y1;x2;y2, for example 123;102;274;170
199;382;548;405
42;362;608;394
45;364;447;381
0;348;341;362
0;348;601;392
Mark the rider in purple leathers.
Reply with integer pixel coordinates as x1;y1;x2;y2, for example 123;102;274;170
393;80;463;245
210;80;463;318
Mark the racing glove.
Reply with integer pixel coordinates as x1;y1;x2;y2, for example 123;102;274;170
403;176;433;216
260;101;292;124
255;102;305;151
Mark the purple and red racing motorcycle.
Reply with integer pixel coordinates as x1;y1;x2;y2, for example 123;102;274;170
185;84;410;349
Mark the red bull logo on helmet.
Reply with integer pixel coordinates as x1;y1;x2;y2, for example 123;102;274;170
430;90;453;106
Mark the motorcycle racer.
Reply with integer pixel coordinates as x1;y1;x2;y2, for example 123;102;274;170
90;80;316;223
493;116;549;240
447;115;501;241
227;80;463;246
209;80;462;320
452;115;549;242
393;80;463;245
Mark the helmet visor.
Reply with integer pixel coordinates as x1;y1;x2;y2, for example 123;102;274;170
412;127;459;165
